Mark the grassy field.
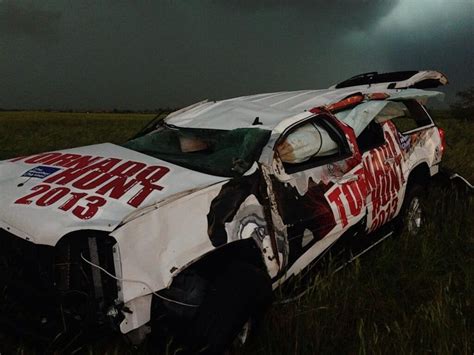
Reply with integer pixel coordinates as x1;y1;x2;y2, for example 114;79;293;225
0;111;156;161
0;111;472;354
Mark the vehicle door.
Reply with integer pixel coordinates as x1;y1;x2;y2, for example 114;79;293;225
357;118;405;232
268;112;368;270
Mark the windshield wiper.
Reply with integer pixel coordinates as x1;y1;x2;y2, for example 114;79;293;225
130;110;166;140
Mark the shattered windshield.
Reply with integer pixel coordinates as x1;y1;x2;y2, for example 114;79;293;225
123;125;271;177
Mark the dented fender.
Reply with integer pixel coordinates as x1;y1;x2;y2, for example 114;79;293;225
110;174;283;332
110;182;226;304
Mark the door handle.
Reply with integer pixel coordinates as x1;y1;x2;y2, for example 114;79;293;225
337;174;359;184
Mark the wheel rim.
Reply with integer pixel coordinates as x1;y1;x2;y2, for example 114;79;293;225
407;196;422;234
235;320;251;346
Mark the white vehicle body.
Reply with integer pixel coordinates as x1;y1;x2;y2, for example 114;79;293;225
0;70;448;343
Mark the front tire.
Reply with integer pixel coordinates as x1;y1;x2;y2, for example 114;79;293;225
186;261;273;354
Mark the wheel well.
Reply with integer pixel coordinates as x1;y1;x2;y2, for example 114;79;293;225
406;162;430;189
180;238;267;281
151;239;268;322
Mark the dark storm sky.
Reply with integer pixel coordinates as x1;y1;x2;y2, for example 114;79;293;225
0;0;473;110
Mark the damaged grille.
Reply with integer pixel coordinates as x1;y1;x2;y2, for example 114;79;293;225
0;228;119;343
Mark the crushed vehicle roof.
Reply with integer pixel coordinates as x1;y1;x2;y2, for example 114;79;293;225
166;87;444;131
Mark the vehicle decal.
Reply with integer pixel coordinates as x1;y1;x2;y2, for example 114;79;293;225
365;123;406;231
224;194;280;278
397;132;412;150
326;166;367;228
22;166;62;179
207;172;263;247
12;152;171;219
267;175;336;267
207;170;288;273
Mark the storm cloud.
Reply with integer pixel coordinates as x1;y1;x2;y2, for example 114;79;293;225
0;0;472;110
0;0;61;36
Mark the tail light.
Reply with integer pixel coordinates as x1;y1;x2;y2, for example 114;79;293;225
438;127;446;155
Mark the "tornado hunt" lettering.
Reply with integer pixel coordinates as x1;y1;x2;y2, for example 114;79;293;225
12;152;170;220
326;126;405;231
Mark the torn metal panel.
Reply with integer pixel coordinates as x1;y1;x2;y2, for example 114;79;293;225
260;163;289;272
333;70;448;90
335;101;406;137
392;70;448;89
437;168;474;191
110;182;225;303
120;294;153;334
223;194;280;278
387;89;445;104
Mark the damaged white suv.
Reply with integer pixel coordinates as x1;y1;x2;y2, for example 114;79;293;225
0;70;451;352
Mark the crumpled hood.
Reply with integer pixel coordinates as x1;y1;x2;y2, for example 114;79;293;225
0;143;227;246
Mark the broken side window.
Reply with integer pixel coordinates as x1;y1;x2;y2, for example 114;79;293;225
336;100;401;137
356;121;385;153
389;100;433;134
335;100;402;153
